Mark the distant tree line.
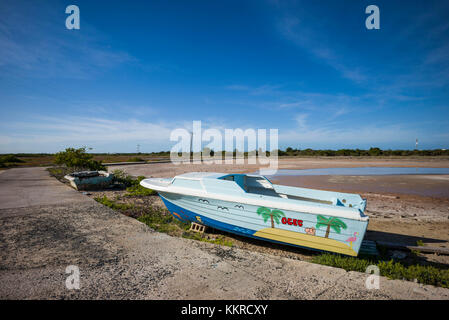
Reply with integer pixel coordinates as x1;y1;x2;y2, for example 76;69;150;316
0;154;25;168
57;147;449;157
3;147;449;159
162;147;449;157
165;147;449;157
276;147;449;157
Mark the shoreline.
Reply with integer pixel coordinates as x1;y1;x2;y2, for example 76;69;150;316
107;157;449;176
271;174;449;199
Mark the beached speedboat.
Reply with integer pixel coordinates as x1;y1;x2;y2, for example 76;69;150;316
140;172;369;256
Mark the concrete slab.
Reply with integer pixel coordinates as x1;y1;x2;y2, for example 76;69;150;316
0;167;89;211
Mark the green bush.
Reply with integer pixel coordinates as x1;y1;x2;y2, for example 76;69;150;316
125;177;156;196
138;209;190;235
0;154;25;163
138;210;233;247
110;170;155;195
94;195;133;211
312;253;449;288
111;169;138;187
182;232;233;247
47;166;73;181
0;154;25;167
128;157;145;162
54;147;105;171
125;186;156;197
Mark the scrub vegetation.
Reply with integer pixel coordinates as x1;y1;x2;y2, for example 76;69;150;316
47;148;106;183
137;209;191;235
127;157;146;162
182;231;234;247
277;147;449;157
111;170;156;196
47;166;73;182
54;147;106;171
312;252;449;288
111;169;137;187
94;195;134;211
0;154;25;168
137;209;234;247
125;182;157;197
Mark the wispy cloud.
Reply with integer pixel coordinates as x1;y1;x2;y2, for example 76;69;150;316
294;113;308;130
279;118;440;149
0;115;173;152
277;16;366;83
0;114;256;153
0;1;135;79
224;84;372;118
1;116;171;142
225;84;283;96
278;101;303;109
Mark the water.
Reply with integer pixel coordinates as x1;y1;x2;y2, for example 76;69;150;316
264;167;449;177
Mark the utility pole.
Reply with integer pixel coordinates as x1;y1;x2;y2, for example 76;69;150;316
189;131;193;162
137;144;140;154
415;138;418;150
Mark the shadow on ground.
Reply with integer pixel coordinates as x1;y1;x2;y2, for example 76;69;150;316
366;229;446;245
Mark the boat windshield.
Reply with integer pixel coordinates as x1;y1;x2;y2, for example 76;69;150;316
220;174;277;196
243;175;279;196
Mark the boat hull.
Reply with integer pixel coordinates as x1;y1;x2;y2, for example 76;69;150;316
159;192;368;256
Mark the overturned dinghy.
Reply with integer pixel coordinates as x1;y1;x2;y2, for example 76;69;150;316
64;170;114;191
140;172;369;256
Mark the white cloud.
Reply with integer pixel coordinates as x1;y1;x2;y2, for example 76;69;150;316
295;113;308;130
0;116;174;152
0;1;136;79
279;123;418;149
0;115;260;153
278;102;302;109
225;84;282;96
277;15;366;83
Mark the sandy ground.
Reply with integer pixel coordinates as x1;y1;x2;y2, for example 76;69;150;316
109;157;449;265
274;174;449;198
3;167;448;299
108;157;449;177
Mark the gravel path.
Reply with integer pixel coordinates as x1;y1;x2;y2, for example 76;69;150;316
0;167;448;299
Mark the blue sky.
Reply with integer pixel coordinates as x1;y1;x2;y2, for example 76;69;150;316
1;0;448;153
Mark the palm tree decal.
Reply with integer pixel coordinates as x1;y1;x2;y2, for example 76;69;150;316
316;215;347;238
257;207;285;228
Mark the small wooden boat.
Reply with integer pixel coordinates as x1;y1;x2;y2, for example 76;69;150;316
140;172;369;256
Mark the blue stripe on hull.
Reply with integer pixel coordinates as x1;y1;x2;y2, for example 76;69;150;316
159;194;333;254
160;195;255;236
